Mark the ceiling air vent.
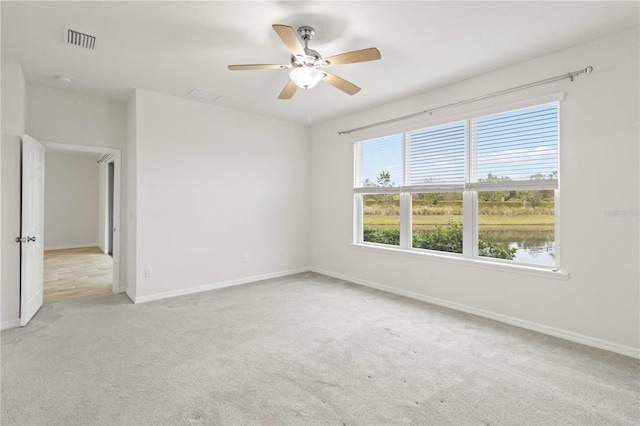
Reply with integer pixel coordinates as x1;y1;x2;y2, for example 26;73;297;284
65;27;96;50
187;88;223;104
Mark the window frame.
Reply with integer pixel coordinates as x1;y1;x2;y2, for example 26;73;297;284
352;93;566;277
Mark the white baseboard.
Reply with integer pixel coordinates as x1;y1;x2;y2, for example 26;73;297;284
44;243;100;251
131;268;309;304
310;267;640;360
1;319;21;330
5;265;636;359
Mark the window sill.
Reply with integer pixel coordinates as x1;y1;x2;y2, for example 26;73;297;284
351;243;569;281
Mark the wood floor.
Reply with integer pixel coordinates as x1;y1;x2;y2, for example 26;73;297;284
44;246;113;304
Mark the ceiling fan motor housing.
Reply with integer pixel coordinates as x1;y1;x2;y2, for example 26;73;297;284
291;48;322;68
297;26;315;41
290;26;325;69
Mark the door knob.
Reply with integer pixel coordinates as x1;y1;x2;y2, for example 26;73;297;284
27;236;36;242
15;237;26;243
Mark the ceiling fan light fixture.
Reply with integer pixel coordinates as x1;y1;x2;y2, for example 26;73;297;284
290;67;323;89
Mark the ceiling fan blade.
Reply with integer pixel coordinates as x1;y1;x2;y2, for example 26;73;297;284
278;80;298;100
322;48;381;66
228;64;291;71
322;72;361;95
272;24;305;57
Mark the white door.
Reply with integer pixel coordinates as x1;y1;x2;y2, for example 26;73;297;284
20;135;45;326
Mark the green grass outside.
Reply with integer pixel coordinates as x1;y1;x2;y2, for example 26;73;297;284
364;214;554;231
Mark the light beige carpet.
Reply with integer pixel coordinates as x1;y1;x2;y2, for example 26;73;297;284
2;272;638;425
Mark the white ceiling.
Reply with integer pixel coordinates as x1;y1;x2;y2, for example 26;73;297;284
2;1;638;125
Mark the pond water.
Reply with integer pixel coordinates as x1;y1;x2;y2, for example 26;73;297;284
480;229;555;266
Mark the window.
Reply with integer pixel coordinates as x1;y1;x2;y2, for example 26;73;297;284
363;193;401;246
353;101;559;268
412;192;463;253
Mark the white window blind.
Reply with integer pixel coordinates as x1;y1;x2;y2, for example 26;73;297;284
406;121;466;193
355;102;559;193
470;103;558;191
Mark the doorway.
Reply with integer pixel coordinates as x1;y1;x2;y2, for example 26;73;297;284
41;142;121;302
108;161;114;257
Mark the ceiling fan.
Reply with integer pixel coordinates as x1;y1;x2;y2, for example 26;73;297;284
228;24;381;100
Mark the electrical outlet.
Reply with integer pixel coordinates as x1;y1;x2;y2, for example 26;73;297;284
144;267;153;278
241;254;248;264
279;250;285;259
427;270;435;280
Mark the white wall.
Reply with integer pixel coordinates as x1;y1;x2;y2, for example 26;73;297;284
130;90;310;301
126;94;137;300
44;151;100;250
1;60;26;328
26;86;126;149
309;28;640;356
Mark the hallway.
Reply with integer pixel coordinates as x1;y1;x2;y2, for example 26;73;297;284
44;247;112;303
